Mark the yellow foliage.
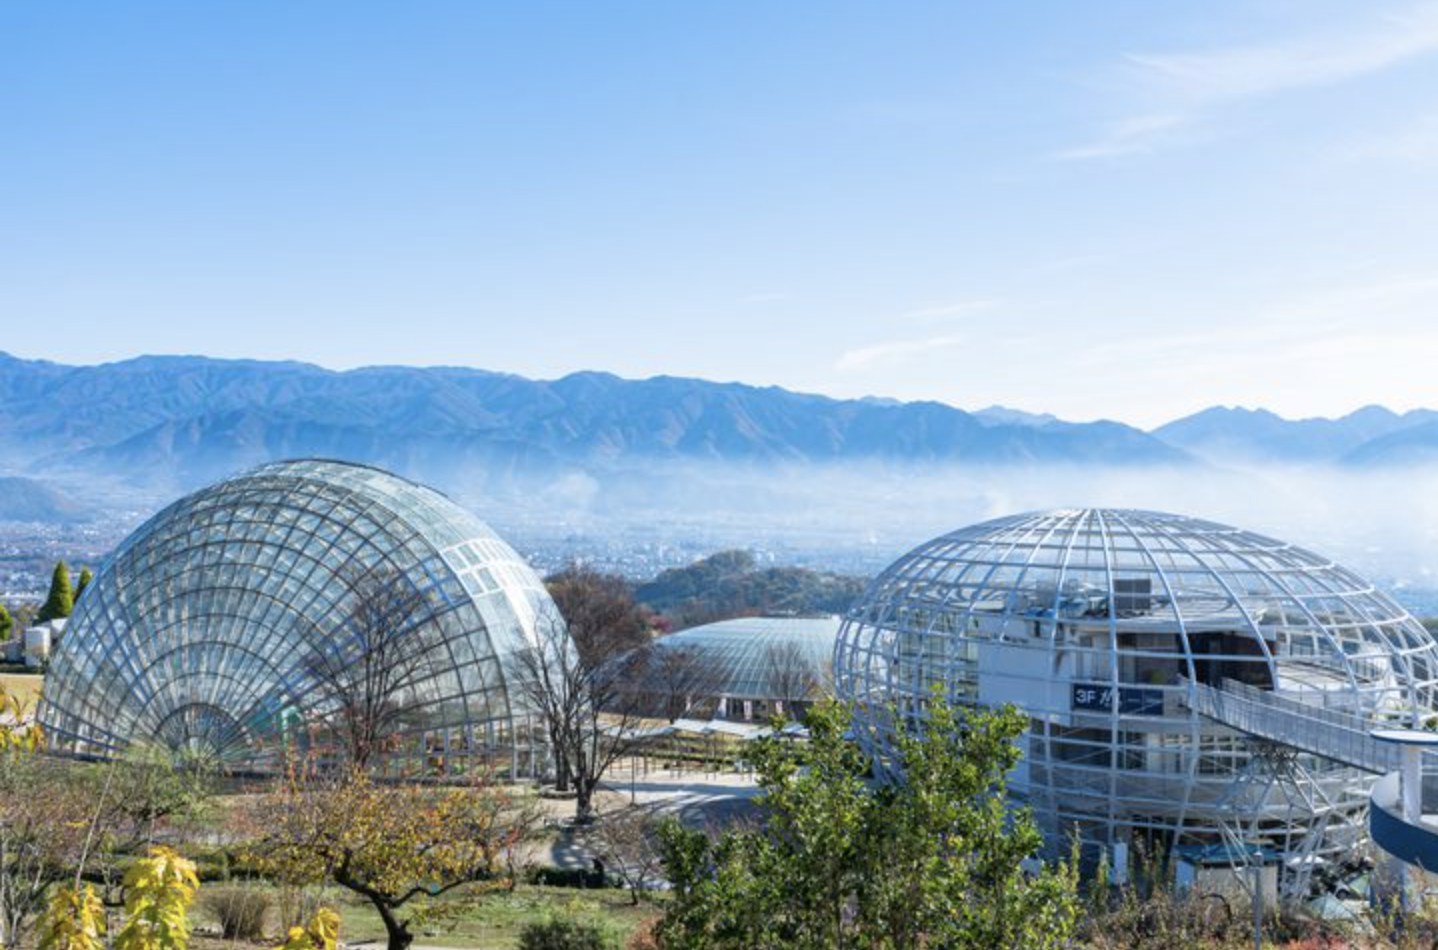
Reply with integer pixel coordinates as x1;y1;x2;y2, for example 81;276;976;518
115;846;199;950
36;884;106;950
0;681;44;752
274;908;340;950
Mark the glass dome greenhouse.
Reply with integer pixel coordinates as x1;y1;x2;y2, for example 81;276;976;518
834;508;1438;879
39;459;560;775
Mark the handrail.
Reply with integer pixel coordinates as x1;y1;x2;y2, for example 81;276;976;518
1183;678;1408;775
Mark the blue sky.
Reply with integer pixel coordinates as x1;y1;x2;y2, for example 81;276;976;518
3;1;1437;426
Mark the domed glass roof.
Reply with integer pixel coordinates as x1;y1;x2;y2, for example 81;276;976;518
835;508;1438;864
40;459;558;773
638;616;839;701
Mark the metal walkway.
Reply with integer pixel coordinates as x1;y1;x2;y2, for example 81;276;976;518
1186;678;1438;880
1184;678;1409;775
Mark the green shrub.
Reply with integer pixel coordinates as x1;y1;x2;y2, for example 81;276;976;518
200;885;271;940
527;866;616;889
518;916;616;950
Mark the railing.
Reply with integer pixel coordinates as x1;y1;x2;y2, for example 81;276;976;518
1186;677;1438;876
1183;678;1407;775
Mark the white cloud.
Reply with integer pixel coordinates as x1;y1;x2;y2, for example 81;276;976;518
1055;114;1191;161
835;334;965;373
902;298;1002;324
1060;3;1438;160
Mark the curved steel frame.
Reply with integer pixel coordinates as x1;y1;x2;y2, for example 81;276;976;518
835;508;1438;868
40;459;558;775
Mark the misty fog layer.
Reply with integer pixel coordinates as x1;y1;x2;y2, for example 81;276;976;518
445;460;1438;611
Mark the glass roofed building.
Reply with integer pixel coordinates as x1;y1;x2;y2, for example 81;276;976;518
618;616;839;722
835;509;1438;896
39;459;562;776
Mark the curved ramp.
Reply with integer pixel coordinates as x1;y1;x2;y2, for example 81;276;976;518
1185;679;1438;872
1369;772;1438;871
1185;679;1402;774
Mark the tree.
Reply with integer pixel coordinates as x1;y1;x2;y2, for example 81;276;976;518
0;757;98;947
36;562;73;624
114;846;199;950
638;644;724;723
39;847;198;950
73;569;93;604
0;604;11;641
762;642;822;722
96;744;216;849
582;805;667;905
250;768;539;950
508;605;645;823
302;568;442;771
655;698;1080;950
544;565;651;668
510;564;651;819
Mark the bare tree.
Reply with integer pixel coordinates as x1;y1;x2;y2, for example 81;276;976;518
639;643;724;723
764;641;821;722
582;804;666;905
503;600;644;822
0;757;99;947
303;568;442;771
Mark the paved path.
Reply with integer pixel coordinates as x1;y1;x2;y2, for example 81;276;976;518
541;768;763;870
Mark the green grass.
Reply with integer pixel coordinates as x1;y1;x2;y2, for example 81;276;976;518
196;883;659;950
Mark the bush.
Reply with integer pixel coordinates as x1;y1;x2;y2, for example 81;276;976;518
518;917;616;950
527;865;616;889
200;886;271;940
276;884;326;932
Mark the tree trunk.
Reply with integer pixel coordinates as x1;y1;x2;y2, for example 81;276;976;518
575;779;596;824
372;898;413;950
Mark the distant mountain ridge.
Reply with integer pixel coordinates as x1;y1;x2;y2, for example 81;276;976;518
0;352;1191;491
1152;404;1438;465
1;353;1434;497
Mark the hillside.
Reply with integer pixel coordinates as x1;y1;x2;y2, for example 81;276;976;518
0;477;89;523
634;550;867;629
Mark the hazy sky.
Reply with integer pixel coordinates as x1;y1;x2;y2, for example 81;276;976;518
4;1;1437;427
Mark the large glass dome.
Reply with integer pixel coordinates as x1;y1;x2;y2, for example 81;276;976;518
40;459;559;776
835;508;1438;877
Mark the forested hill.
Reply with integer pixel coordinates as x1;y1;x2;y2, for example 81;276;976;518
634;550;867;630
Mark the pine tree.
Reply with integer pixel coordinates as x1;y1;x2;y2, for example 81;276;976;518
0;604;11;641
36;562;73;624
74;568;93;603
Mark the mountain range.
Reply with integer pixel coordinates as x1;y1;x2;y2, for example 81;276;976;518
0;353;1435;508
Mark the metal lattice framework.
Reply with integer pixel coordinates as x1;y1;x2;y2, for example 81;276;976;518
40;459;559;775
834;508;1438;866
639;617;839;702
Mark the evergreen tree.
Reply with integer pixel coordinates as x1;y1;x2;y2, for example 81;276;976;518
36;562;73;624
0;604;11;641
74;568;93;603
656;697;1079;950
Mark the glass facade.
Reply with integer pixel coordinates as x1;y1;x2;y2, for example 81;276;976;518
40;459;559;775
836;508;1438;867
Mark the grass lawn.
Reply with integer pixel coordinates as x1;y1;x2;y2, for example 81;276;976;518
0;671;43;709
195;883;660;950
